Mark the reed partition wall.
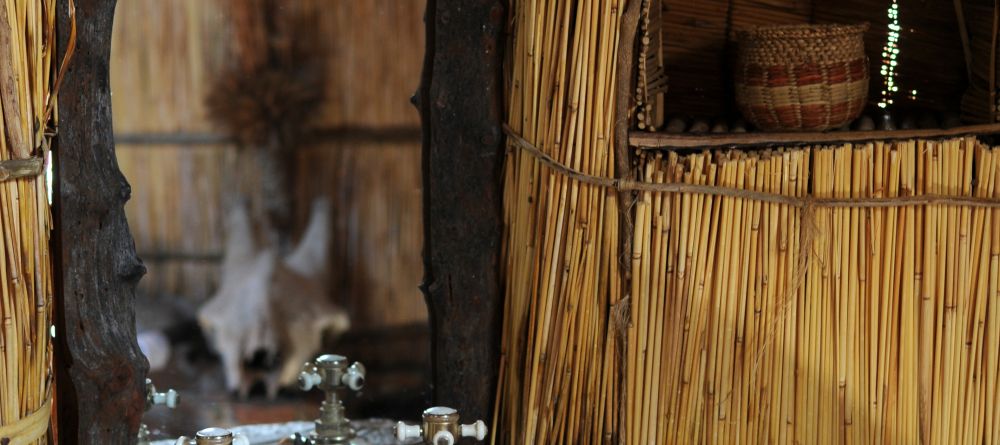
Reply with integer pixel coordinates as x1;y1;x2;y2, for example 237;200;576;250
493;0;1000;444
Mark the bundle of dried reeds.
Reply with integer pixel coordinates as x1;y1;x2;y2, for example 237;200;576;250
0;0;62;442
626;136;1000;444
494;0;625;443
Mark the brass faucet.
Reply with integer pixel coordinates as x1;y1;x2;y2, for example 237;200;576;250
285;354;367;445
395;407;487;445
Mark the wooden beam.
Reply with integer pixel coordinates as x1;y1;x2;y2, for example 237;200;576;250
309;125;422;145
114;125;423;147
629;123;1000;149
137;250;223;263
114;132;229;146
53;0;149;442
416;0;505;425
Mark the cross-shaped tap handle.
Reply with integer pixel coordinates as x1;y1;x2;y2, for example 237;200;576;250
146;378;179;410
395;407;488;444
297;354;366;392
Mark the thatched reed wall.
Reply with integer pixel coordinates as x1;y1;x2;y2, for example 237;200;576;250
659;0;811;117
111;0;427;330
294;143;423;328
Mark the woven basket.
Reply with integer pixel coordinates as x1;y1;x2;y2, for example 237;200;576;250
735;24;869;132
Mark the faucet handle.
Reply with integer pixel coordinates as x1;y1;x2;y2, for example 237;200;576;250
342;361;366;391
298;354;367;393
141;379;178;445
151;388;179;409
395;421;422;441
146;378;179;409
460;420;488;441
298;362;321;391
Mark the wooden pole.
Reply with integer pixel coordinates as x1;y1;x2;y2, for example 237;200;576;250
53;0;149;441
416;0;506;424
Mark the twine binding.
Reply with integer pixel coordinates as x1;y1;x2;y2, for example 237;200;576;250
0;398;51;444
0;157;43;182
504;124;1000;209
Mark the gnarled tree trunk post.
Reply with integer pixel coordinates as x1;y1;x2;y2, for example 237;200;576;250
53;0;149;442
415;0;506;427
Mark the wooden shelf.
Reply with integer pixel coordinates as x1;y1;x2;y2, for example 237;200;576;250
629;123;1000;149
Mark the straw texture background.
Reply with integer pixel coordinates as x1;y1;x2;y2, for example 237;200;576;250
623;137;1000;444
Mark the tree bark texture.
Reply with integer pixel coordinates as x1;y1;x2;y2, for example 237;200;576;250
53;0;149;442
416;0;506;429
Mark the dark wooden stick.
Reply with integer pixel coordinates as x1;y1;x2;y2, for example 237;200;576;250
416;0;505;425
53;0;149;441
614;2;643;443
615;0;643;276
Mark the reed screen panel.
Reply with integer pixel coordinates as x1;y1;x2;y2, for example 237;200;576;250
497;0;1000;443
495;0;625;443
626;137;1000;444
499;134;1000;444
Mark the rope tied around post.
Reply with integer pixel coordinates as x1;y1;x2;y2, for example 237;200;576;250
0;156;43;182
0;398;51;444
